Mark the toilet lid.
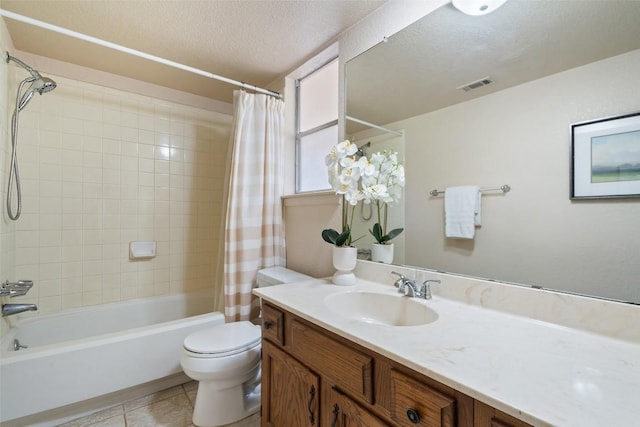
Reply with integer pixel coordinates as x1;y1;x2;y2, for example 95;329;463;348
184;321;261;356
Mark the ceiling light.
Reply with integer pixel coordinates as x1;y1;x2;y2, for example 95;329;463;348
451;0;508;16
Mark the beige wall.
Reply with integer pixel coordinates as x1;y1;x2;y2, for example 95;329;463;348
1;62;231;316
400;49;640;301
283;193;341;278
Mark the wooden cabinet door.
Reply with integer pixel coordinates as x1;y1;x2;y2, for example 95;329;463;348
262;341;320;427
474;401;533;427
327;388;390;427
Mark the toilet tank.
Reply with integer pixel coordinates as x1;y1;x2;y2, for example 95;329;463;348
257;267;313;288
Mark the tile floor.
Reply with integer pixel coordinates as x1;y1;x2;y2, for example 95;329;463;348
58;381;260;427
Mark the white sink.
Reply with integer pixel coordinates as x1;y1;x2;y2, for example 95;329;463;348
324;291;438;327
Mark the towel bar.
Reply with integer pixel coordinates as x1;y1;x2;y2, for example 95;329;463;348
429;185;511;197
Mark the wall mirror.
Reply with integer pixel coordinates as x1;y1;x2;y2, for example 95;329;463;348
345;0;640;303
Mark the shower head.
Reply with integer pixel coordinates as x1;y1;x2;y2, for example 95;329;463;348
17;76;57;111
7;52;57;110
36;76;57;94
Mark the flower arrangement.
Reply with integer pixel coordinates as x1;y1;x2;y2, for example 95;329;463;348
322;139;362;246
361;150;404;244
322;140;404;246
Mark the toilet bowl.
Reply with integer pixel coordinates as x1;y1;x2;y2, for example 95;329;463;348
181;267;312;426
181;321;261;427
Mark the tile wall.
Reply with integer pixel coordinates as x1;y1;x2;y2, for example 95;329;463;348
2;74;231;314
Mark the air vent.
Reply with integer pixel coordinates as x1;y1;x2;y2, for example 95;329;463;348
457;77;493;92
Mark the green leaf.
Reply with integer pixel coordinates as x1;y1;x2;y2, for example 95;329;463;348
369;223;384;243
385;227;404;242
335;228;351;246
370;225;403;243
322;228;352;246
321;229;339;244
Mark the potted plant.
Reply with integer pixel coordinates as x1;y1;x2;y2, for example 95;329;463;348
322;139;367;284
361;150;405;263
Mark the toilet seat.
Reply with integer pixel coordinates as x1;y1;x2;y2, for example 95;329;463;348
184;321;261;358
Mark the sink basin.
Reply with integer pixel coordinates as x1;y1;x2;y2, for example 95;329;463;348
324;291;438;327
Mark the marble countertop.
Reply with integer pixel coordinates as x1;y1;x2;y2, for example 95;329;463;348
253;278;640;427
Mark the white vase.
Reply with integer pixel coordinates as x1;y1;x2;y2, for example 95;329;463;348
332;246;357;286
371;243;394;264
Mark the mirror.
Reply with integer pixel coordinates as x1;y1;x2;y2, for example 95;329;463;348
346;0;640;303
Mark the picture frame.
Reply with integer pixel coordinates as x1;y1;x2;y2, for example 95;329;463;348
570;111;640;199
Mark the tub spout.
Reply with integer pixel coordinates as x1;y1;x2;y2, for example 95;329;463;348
2;303;37;316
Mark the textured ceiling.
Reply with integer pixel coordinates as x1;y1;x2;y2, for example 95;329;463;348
1;0;387;103
346;0;640;133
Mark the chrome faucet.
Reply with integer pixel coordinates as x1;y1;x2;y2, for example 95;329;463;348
391;272;440;300
420;279;441;300
391;271;419;297
2;303;37;316
0;280;34;298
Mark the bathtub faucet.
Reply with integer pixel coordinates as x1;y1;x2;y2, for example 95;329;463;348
0;280;34;297
2;303;37;317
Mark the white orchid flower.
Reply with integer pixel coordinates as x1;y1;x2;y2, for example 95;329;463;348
339;155;357;169
357;157;377;177
335;139;358;157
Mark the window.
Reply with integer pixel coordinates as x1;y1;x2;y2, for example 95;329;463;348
296;58;339;193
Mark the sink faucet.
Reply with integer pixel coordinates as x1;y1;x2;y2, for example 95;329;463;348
420;280;441;300
391;271;419;297
2;304;37;317
391;272;440;300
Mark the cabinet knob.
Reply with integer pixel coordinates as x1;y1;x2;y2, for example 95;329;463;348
263;320;274;330
406;408;421;424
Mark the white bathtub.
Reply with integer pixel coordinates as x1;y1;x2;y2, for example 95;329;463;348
0;291;224;425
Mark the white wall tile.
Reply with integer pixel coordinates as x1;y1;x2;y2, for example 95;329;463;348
1;75;230;316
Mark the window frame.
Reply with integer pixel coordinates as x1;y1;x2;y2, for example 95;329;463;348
295;57;339;194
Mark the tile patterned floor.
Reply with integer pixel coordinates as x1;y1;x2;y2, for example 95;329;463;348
58;381;261;427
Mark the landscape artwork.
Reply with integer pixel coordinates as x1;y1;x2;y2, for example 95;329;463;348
591;130;640;183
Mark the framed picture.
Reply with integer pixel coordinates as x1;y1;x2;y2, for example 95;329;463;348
571;112;640;199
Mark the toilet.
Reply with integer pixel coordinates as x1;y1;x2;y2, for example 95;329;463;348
180;267;312;427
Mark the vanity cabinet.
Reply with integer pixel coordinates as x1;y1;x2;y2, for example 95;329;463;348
262;341;319;427
260;302;532;427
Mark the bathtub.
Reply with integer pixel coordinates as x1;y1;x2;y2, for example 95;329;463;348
0;290;224;425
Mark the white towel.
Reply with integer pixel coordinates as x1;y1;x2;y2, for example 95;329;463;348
445;186;481;239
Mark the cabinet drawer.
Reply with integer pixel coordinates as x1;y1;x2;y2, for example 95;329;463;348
262;303;284;345
289;318;374;403
390;369;455;427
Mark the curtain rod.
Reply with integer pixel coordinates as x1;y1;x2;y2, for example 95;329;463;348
0;10;282;99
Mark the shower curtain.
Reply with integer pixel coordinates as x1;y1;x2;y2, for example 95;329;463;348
224;91;286;322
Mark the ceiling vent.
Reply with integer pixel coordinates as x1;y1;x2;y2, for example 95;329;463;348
457;77;493;92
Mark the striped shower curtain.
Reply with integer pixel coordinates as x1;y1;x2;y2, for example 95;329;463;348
224;91;286;322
